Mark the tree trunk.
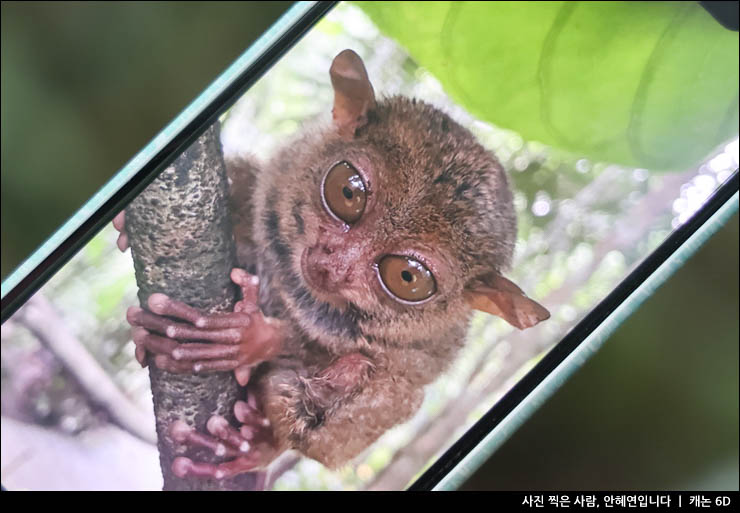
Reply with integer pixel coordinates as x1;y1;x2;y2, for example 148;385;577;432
125;123;258;490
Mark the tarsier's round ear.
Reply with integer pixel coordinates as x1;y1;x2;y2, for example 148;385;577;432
330;49;376;139
465;273;550;330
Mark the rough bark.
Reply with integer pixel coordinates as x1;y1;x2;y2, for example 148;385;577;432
126;123;258;490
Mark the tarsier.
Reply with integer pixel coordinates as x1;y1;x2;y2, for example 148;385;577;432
114;50;550;480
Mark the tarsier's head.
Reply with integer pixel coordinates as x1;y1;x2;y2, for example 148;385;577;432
260;50;549;347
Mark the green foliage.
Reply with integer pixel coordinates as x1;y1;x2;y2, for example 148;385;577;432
355;1;739;170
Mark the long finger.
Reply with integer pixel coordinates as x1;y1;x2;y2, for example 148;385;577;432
170;343;241;361
127;306;177;335
164;324;243;344
130;305;250;341
192;311;252;329
132;328;178;355
153;354;200;374
147;293;204;324
153;354;240;374
191;359;241;373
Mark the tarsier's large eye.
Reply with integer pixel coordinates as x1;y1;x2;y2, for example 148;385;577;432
322;161;367;224
378;255;437;303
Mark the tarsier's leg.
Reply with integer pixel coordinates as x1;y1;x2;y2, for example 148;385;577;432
257;351;425;469
171;351;427;479
127;268;284;386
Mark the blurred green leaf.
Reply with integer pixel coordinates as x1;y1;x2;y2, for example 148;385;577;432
95;274;132;319
355;1;738;170
84;231;106;266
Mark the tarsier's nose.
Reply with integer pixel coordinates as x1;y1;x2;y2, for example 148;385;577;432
304;242;353;292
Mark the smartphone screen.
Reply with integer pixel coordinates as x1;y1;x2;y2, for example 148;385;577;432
2;2;738;491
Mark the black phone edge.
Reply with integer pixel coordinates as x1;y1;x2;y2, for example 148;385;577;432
409;170;739;491
0;1;339;325
1;1;737;493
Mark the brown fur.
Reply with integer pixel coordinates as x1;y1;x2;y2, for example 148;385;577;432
225;51;541;468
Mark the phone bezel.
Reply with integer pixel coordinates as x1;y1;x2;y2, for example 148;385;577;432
1;0;737;492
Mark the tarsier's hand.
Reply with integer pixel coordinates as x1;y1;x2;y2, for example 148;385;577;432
117;207;283;382
126;268;283;386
